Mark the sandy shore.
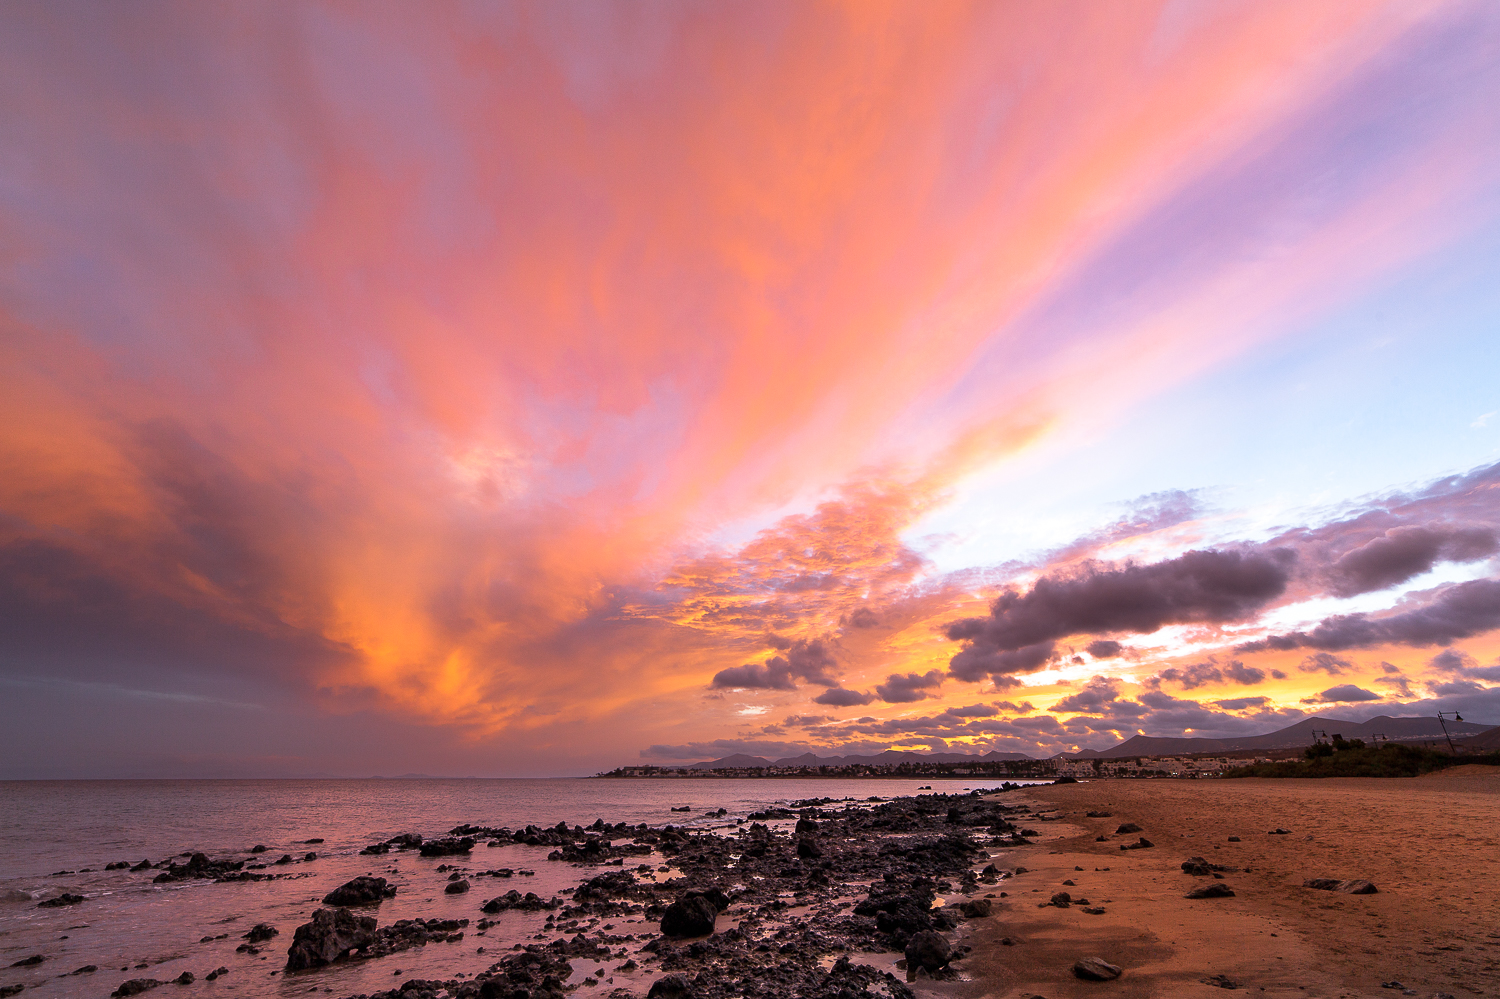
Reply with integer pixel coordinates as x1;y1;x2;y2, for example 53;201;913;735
929;767;1500;999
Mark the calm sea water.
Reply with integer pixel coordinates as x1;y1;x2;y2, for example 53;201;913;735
0;778;1038;999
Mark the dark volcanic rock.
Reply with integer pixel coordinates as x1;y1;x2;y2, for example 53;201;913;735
1185;883;1236;899
151;853;244;883
0;986;22;998
648;974;696;999
1303;878;1377;894
444;879;470;894
285;907;377;970
1115;822;1142;834
243;923;278;943
322;876;396;906
959;898;992;918
1074;957;1123;981
904;929;952;971
481;890;557;913
418;837;474;857
110;979;163;997
38;892;85;907
8;956;44;967
661;895;718;938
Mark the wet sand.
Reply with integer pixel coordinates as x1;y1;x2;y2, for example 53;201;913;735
934;767;1500;998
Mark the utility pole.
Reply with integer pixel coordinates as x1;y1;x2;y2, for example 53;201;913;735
1436;711;1463;754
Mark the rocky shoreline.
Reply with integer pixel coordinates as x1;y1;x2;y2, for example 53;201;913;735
300;786;1040;999
64;785;1045;999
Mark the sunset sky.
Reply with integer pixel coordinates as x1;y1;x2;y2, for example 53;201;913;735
3;2;1500;777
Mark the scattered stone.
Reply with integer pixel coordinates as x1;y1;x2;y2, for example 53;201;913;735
322;876;396;906
418;837;475;857
1073;957;1123;981
250;845;268;853
70;966;98;975
173;971;194;984
243;923;278;943
444;880;471;894
959;899;992;918
1185;883;1236;899
1227;836;1240;842
648;974;695;999
1302;878;1377;894
37;893;85;908
1115;823;1142;834
111;980;163;997
0;985;23;998
150;853;244;883
204;968;228;981
1086;811;1113;818
1268;828;1290;835
8;957;43;968
1119;837;1154;851
1050;892;1072;908
285;907;378;970
481;890;557;913
660;895;718;938
1203;974;1240;989
1082;906;1106;915
904;929;952;971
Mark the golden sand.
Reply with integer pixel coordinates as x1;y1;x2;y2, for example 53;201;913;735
930;767;1500;998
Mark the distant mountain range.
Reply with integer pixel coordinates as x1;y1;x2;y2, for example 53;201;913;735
680;714;1496;768
683;749;1033;770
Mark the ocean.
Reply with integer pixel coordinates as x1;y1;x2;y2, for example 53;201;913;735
0;777;1040;998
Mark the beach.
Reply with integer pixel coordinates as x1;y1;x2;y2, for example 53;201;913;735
941;767;1500;998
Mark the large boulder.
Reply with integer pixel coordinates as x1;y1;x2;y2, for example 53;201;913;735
904;929;952;971
647;975;696;999
660;895;717;938
322;876;396;906
110;980;162;997
285;907;377;970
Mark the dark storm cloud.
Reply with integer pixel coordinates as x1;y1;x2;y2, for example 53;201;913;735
945;548;1291;683
812;686;876;707
846;607;881;628
942;703;999;718
1237;578;1500;653
947;640;1055;683
1301;684;1382;703
1327;525;1497;597
1085;639;1123;658
1146;657;1263;691
1298;652;1353;675
1214;696;1269;710
1374;673;1415;698
1427;647;1500;683
875;670;944;703
1050;676;1121;713
711;638;839;690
